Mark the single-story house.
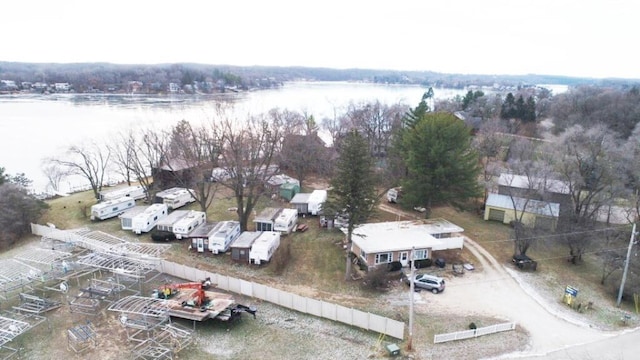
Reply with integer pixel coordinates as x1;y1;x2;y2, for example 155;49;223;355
341;220;465;270
484;193;559;230
253;207;283;232
497;173;571;216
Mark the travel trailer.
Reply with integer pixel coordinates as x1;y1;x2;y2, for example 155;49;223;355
154;187;182;203
162;188;196;210
249;231;281;265
131;204;169;234
172;211;206;239
209;221;241;254
100;185;146;202
119;206;148;231
155;210;189;233
386;187;402;203
273;208;298;235
90;197;136;221
307;189;327;216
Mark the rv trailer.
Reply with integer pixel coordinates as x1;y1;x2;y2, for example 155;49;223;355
173;210;206;239
100;185;147;202
155;210;189;233
209;221;241;254
307;190;328;216
249;231;281;265
131;203;169;234
90;197;136;221
273;208;298;235
163;188;196;210
119;206;148;230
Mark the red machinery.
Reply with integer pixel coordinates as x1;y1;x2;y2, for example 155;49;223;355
155;278;212;307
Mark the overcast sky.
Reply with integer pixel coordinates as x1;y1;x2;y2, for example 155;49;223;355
4;0;638;79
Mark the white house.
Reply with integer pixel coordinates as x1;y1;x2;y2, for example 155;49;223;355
342;220;464;269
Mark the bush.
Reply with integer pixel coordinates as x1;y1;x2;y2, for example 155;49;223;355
414;259;432;269
362;266;390;291
271;236;291;275
469;322;477;330
387;261;402;272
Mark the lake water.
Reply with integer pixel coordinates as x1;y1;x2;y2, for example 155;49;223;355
0;81;566;194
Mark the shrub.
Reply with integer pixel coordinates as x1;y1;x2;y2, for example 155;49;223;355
469;322;477;330
271;236;291;275
414;259;432;269
387;261;402;272
362;266;390;291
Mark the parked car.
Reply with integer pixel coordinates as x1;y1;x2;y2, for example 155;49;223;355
512;254;537;271
404;273;446;294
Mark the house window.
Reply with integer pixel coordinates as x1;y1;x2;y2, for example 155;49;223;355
360;249;366;258
413;249;428;260
375;253;392;265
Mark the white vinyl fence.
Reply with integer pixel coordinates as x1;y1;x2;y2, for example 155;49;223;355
434;322;516;343
159;260;405;340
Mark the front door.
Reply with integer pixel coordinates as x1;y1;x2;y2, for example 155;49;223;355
197;238;204;253
400;252;409;267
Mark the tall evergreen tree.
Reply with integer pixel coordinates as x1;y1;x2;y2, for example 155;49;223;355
403;88;434;128
325;129;377;281
400;112;481;217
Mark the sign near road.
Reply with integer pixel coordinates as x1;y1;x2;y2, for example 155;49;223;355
564;285;579;305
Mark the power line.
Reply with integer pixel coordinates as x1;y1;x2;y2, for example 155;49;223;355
473;223;632;244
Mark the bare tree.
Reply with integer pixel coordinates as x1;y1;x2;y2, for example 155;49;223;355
552;125;627;264
215;113;282;231
47;142;111;199
109;130;136;186
473;118;509;202
159;120;221;212
41;163;71;193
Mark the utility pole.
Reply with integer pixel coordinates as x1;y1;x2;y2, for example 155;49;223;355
407;247;415;350
617;223;636;307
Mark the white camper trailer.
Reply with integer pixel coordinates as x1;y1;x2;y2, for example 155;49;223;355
119;206;148;231
273;208;298;235
172;210;206;239
162;188;196;210
155;210;189;233
90;197;136;221
100;185;147;201
131;203;169;234
307;190;328;216
249;231;281;265
209;220;241;254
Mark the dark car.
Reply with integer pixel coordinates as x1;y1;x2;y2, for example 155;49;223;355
405;273;446;294
512;254;537;271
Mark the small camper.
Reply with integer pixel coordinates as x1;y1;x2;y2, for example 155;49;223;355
119;206;148;231
230;231;261;262
209;220;242;254
386;187;402;203
155;210;189;233
131;203;169;234
90;196;136;221
307;190;328;216
154;187;182;203
100;185;147;202
162;188;196;210
173;210;206;239
273;208;298;235
249;231;281;265
189;222;221;253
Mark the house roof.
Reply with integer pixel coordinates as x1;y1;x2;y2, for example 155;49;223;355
340;221;462;254
486;193;560;217
498;173;570;194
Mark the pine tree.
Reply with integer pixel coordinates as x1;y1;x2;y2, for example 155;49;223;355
400;112;481;217
326;129;377;281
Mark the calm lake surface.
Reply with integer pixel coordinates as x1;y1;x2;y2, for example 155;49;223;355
0;81;566;194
